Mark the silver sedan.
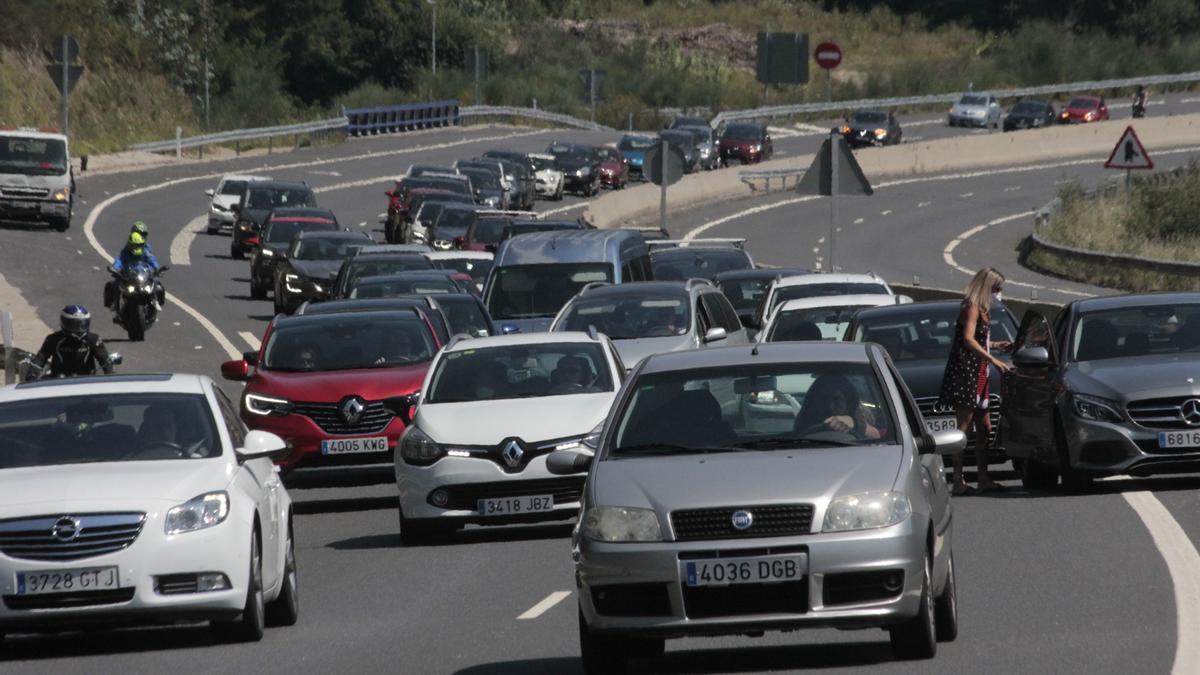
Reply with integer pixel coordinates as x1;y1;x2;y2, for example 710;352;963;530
549;342;965;672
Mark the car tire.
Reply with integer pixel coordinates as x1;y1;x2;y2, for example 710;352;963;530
1020;454;1058;491
888;553;936;660
250;278;267;301
398;507;456;547
934;553;958;642
265;521;299;627
1056;418;1093;494
273;291;287;317
211;533;266;643
554;185;563;201
578;607;662;674
207;219;219;235
52;216;70;232
231;245;244;260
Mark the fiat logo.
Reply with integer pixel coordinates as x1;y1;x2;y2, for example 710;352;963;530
731;511;754;530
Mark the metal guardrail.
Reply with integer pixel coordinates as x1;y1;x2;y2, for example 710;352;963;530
712;70;1200;127
739;167;804;191
344;100;459;136
459;105;614;132
129;117;348;155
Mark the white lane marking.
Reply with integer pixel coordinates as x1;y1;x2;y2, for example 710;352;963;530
357;221;367;228
1123;491;1200;674
517;591;572;620
960;192;974;198
853;218;864;224
377;212;387;218
917;201;932;208
169;215;207;266
310;170;342;177
795;122;829;134
904;119;946;128
239;331;261;350
540;202;589;217
1181;97;1200;104
767;126;801;139
881;209;893;215
941;212;1094;297
907;136;924;142
1004;185;1021;192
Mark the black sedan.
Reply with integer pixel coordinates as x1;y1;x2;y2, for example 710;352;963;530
546;142;601;196
272;230;374;314
249;208;339;300
836;109;903;147
1003;100;1058;132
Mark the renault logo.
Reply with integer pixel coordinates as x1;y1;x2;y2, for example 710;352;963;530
52;516;80;542
501;440;524;468
731;511;754;530
1182;399;1200;426
340;397;366;425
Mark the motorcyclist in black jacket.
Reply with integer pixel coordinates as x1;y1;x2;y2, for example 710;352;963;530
28;305;115;378
1133;85;1148;118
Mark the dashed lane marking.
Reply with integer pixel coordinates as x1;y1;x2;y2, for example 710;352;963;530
853;218;864;224
1003;186;1021;192
169;215;207;266
960;192;974;198
540;202;589;217
881;210;893;215
917;201;932;208
941;212;1094;297
239;331;261;350
517;591;572;620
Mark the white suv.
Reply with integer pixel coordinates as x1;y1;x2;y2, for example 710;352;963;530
391;332;624;545
757;272;895;328
205;174;271;234
0;373;296;643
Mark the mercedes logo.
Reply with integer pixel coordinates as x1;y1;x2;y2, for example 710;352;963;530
1182;399;1200;427
52;516;80;542
340;397;366;425
501;439;525;468
731;510;754;531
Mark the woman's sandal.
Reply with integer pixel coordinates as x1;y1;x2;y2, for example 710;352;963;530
951;483;977;496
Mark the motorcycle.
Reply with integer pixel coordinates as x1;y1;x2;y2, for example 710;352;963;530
109;262;168;341
1133;95;1147;119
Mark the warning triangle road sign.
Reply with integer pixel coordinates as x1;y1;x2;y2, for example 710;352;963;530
1105;126;1153;170
796;134;874;197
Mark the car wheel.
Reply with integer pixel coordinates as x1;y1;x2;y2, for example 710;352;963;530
1056;417;1093;494
265;521;299;627
888;552;936;660
207;219;219;235
1020;454;1058;491
555;185;563;201
934;552;958;642
250;278;267;301
398;506;456;547
212;533;266;643
231;244;244;260
273;292;287;316
578;607;662;674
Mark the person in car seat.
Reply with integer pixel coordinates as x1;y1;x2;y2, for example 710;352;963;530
549;355;592;393
794;373;882;440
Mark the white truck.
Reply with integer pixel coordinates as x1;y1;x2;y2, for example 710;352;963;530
0;127;74;231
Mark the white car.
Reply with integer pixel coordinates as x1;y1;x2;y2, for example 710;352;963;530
758;294;910;342
0;374;296;644
205;174;271;234
391;332;623;545
757;272;895;328
528;153;565;201
947;93;1002;129
423;250;494;292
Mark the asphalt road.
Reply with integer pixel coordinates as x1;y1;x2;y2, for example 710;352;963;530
3;106;1200;673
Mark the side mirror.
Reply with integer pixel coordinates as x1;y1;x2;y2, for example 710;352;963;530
918;429;967;455
242;350;259;366
235;430;289;462
501;323;521;335
205;189;215;198
1012;345;1051;368
702;327;728;344
109;352;123;366
385;190;394;198
546;450;593;475
383;393;419;426
221;359;251;381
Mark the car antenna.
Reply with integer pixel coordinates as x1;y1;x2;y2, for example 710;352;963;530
751;343;760;356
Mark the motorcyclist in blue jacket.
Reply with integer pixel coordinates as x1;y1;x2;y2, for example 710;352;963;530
105;230;164;311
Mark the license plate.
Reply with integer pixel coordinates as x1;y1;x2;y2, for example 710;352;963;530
924;417;957;433
9;201;36;210
320;436;388;455
16;566;120;595
684;554;807;587
1159;431;1200;449
477;495;554;516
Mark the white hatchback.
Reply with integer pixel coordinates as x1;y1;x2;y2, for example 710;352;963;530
759;294;910;342
0;374;296;645
205;174;271;234
392;332;623;545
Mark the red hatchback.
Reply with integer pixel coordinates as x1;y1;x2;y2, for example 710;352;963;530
1059;96;1109;124
221;309;441;472
718;122;773;165
594;145;628;189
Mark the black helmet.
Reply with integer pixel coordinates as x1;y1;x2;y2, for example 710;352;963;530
61;305;91;338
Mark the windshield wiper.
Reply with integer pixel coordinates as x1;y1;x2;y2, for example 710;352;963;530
731;437;863;449
613;443;747;457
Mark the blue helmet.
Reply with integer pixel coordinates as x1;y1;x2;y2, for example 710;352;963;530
61;305;91;338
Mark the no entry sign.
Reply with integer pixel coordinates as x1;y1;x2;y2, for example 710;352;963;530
815;42;842;70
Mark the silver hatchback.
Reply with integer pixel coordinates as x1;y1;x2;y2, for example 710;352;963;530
548;342;965;672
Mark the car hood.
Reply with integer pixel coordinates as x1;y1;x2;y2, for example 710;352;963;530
416;393;614;445
1067;355;1200;401
289;259;344;281
254;364;429;402
556;157;594;172
951;103;986;115
896;359;1002;399
593;445;904;516
535;169;563;181
499;317;555;333
613;336;694;370
844;121;884;133
719;139;759;151
241;207;271;225
213;194;240;209
624;150;646;164
599;160;623;172
0;459;231;514
262;242;290;255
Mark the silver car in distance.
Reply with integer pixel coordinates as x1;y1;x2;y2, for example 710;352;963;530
548;342;965;673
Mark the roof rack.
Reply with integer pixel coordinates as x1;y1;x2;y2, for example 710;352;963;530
646;238;747;250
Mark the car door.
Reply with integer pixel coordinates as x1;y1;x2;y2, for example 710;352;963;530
216;388;282;587
1002;310;1060;461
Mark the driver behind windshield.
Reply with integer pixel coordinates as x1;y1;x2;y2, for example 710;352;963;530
794;373;882;440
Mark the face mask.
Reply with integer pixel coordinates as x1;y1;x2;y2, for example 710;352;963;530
993;291;1003;303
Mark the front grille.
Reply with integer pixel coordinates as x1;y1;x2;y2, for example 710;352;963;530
822;570;905;606
1127;397;1200;430
435;476;586;511
0;186;50;199
671;505;814;542
916;395;1000;448
682;579;807;619
591;583;672;617
0;513;145;562
155;574;199;595
4;587;135;610
292;400;393;435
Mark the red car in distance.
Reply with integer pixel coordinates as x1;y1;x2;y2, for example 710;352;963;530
384;175;473;243
594;145;629;189
1059;96;1110;124
221;309;441;473
718;122;773;165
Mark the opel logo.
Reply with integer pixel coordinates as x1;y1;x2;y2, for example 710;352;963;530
1182;399;1200;427
501;440;524;468
52;516;80;542
340;397;366;425
731;511;754;531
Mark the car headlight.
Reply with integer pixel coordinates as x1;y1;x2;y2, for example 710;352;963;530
554;424;603;452
751;144;762;153
577;167;591;177
484;196;499;206
1085;111;1096;120
400;426;445;466
52;186;70;201
165;491;230;535
1072;394;1123;423
874;128;888;137
823;491;910;532
261;248;275;257
125;284;135;293
245;392;292;416
840;125;852;134
212;203;228;212
238;222;253;231
583;506;661;542
312;282;325;293
699;147;711;157
284;273;303;293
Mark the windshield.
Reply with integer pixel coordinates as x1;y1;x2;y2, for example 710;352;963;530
247;187;315;210
350;277;457;298
472;217;511;244
410;166;453;177
559;292;691;339
766;305;878;342
435;296;491;336
771;282;889;313
850;112;888;124
342;257;433;290
1070;304;1200;362
718;278;770;313
1067;98;1096;109
431;257;492;285
850;304;1017;362
488;263;614;320
959;95;986;106
530;156;559;171
548;144;591;161
609;362;895;455
427;343;613;403
459;168;499;190
0;393;220;468
1011;101;1042;114
0;137;68;175
220;179;248;196
721;126;760;141
293;238;370;261
619;137;654;151
653;250;751;280
416;203;446;225
265;219;336;244
264;316;435;371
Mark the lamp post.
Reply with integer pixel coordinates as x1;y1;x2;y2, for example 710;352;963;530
428;0;437;75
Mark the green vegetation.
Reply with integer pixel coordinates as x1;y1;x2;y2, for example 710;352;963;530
3;1;1200;152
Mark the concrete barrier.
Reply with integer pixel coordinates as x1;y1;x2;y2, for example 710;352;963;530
587;113;1200;230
